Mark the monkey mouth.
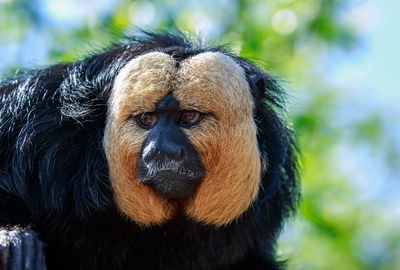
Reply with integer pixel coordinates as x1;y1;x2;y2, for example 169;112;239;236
139;163;203;200
145;168;201;179
140;160;202;180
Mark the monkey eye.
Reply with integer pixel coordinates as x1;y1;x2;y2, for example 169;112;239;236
136;112;157;128
177;110;202;127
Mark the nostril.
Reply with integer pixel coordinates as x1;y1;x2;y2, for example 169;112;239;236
179;146;185;159
142;152;154;165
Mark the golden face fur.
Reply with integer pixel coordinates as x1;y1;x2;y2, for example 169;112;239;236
103;51;261;227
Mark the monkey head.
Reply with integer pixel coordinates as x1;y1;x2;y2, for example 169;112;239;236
104;51;262;226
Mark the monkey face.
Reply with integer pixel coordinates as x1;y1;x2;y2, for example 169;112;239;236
104;52;261;226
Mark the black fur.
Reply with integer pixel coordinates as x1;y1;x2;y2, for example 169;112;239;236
0;30;299;270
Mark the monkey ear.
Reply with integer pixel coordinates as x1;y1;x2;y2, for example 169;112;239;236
248;73;266;108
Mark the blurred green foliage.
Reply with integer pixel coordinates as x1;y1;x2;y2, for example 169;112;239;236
1;0;399;269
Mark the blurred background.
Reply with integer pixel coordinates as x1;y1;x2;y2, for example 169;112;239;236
0;0;399;269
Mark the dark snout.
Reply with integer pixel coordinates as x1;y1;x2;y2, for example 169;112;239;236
138;133;204;199
137;123;204;200
137;94;205;200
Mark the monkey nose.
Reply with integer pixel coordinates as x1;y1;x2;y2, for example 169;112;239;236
142;141;185;165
